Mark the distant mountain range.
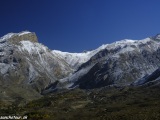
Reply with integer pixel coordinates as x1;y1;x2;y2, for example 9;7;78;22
1;31;160;103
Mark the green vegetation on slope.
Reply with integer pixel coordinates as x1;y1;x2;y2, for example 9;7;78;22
0;85;160;120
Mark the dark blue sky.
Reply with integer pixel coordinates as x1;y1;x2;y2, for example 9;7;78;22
1;0;160;52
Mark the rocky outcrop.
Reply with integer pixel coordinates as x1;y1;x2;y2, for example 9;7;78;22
8;31;38;44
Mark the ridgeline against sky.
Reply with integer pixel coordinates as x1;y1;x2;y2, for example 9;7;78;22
0;0;160;52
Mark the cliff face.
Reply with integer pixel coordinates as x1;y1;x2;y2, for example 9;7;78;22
8;31;38;44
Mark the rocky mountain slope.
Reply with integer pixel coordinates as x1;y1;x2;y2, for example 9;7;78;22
0;31;73;103
55;34;160;89
1;31;160;102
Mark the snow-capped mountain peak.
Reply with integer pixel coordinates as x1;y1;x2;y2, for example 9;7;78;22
51;37;155;69
153;33;160;40
1;31;160;100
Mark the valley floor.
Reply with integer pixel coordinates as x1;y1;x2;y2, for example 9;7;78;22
0;85;160;120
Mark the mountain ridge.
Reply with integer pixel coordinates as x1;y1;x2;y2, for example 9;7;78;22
1;31;160;102
52;35;160;90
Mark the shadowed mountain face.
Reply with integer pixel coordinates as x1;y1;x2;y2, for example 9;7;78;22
56;37;160;90
1;31;160;103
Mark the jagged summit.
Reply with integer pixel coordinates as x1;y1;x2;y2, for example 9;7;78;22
0;31;38;44
152;33;160;41
52;37;154;69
